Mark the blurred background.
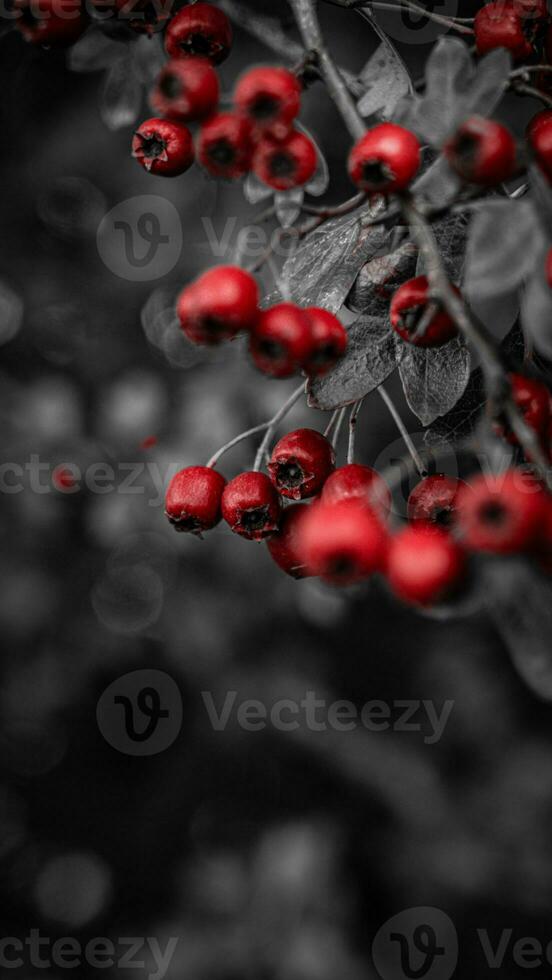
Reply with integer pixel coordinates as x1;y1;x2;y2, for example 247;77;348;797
2;2;552;977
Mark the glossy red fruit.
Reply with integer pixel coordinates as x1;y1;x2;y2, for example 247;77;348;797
165;465;226;533
267;504;311;578
456;469;548;554
348;123;421;194
221;471;281;540
321;464;391;518
165;2;232;63
527;110;552;182
14;0;88;44
302;308;348;377
526;109;552;142
268;428;335;501
386;525;466;606
177;265;259;346
390;275;458;347
297;499;388;585
132;118;194;177
249;303;313;378
407;475;464;528
253;130;317;191
444;117;517;186
198;112;253;178
234;66;302;138
150;58;219;122
495;373;551;446
474;1;536;61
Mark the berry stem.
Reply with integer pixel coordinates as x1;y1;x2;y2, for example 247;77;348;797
347;398;364;464
510;80;552;110
324;408;342;438
377;384;427;478
331;406;348;450
253;382;305;471
206;422;274;468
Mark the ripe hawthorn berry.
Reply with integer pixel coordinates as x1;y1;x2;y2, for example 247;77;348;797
165;3;232;64
15;0;87;44
177;265;259;346
221;471;281;540
302;308;347;377
249;303;313;378
474;1;537;61
297;499;388;585
444;117;517;186
321;464;391;518
234;66;302;138
132;118;194;177
266;504;311;578
494;373;550;446
407;474;464;528
253;130;317;191
268;428;335;500
198;112;253;179
386;525;466;607
150;58;219;123
348;123;421;194
527;110;552;182
526;109;552;141
390;275;458;348
165;465;226;533
456;469;548;554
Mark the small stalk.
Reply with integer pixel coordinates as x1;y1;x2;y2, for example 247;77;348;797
377;384;427;478
253;382;305;471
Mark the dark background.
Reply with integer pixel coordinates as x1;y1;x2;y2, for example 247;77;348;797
2;2;552;977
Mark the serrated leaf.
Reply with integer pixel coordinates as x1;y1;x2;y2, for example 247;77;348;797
422;211;468;283
464;199;538;301
460;47;510;118
357;41;411;119
274;190;304;228
100;56;142;130
347;241;418;314
397;336;470;426
307;316;396;410
521;257;552;360
68;28;120;72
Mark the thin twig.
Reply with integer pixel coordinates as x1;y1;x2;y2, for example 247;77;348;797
207;423;273;468
510;80;552;109
331;406;348;450
253;383;305;471
377;384;427;477
347;399;365;464
324;408;342;438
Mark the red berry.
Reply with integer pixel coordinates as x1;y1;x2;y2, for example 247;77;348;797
15;0;88;44
150;58;219;123
302;308;348;377
321;464;391;518
249;303;313;378
267;504;311;578
165;465;226;533
348;123;421;194
253;130;317;191
390;275;458;347
165;2;232;64
494;373;551;446
474;1;536;61
513;0;548;20
268;428;335;501
234;66;301;137
456;469;548;554
444;117;517;186
407;475;464;528
527;110;552;182
198;112;253;179
177;265;259;346
297;499;388;585
526;109;552;141
132;118;194;177
221;471;282;540
386;525;466;606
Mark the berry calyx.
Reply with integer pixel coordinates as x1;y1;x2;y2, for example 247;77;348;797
527;109;552;182
198;112;253;179
348;123;421;194
268;428;335;500
165;466;226;533
249;303;313;378
456;469;548;554
132;118;194;177
474;1;537;61
221;471;282;540
252;130;317;191
390;275;458;348
150;58;219;122
15;0;88;45
302;308;348;377
444;117;517;186
407;474;464;528
234;66;302;137
297;499;388;585
386;525;466;607
267;504;311;578
494;373;550;446
177;265;259;346
321;464;391;518
164;3;232;64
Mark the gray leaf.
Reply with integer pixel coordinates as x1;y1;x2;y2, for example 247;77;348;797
521;259;552;360
397;337;470;426
530;164;552;239
357;41;412;119
307;316;396;410
100;56;142;130
425;211;468;283
464;199;538;301
347;241;418;314
460;47;510;119
68;28;120;72
412;156;462;208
